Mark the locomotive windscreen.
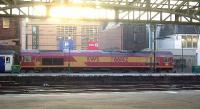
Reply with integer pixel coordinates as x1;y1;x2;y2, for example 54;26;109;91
42;58;64;65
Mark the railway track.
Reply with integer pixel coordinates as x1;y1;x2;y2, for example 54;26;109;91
1;83;200;94
0;73;200;94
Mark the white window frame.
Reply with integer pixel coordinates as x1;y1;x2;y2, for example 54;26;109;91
6;57;10;63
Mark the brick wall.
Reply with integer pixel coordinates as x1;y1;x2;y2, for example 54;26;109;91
0;17;20;51
0;17;19;40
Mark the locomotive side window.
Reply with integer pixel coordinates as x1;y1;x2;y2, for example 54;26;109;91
42;58;52;65
24;56;32;62
42;58;64;65
6;57;10;63
53;58;64;65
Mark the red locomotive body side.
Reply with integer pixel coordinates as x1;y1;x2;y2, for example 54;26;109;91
20;50;174;72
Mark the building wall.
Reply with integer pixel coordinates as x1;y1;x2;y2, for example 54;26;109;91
39;25;57;50
0;17;20;51
99;24;148;51
122;24;148;50
0;18;19;40
99;26;122;50
20;18;101;51
174;34;182;49
158;33;199;49
158;35;175;49
20;19;26;51
158;25;199;38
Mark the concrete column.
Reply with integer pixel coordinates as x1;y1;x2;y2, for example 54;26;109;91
147;24;152;50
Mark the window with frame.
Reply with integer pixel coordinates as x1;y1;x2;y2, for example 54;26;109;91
182;35;198;48
32;26;39;49
56;25;77;38
24;56;32;62
81;25;99;49
56;25;77;49
6;57;10;63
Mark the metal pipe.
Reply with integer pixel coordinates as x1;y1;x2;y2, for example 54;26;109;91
25;22;28;49
68;37;71;73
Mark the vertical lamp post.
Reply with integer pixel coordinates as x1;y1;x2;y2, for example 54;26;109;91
68;36;71;73
181;38;184;73
154;41;156;73
152;25;170;73
25;18;29;50
63;36;71;73
153;24;157;73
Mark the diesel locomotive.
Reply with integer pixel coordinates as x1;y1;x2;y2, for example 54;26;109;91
20;50;174;72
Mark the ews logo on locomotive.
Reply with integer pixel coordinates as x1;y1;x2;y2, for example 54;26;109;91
87;56;99;62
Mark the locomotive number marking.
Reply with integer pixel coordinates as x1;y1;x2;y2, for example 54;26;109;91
112;57;128;62
87;56;99;62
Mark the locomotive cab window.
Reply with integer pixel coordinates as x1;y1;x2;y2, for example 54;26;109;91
24;56;32;62
164;57;169;63
6;57;10;63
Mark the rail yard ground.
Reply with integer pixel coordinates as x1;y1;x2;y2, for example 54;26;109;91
0;90;200;109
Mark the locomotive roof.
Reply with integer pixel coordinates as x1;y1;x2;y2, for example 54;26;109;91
21;50;173;56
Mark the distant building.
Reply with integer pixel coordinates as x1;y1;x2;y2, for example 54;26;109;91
20;18;101;51
99;23;149;51
157;25;200;72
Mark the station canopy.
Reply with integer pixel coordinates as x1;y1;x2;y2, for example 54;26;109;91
0;0;200;24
